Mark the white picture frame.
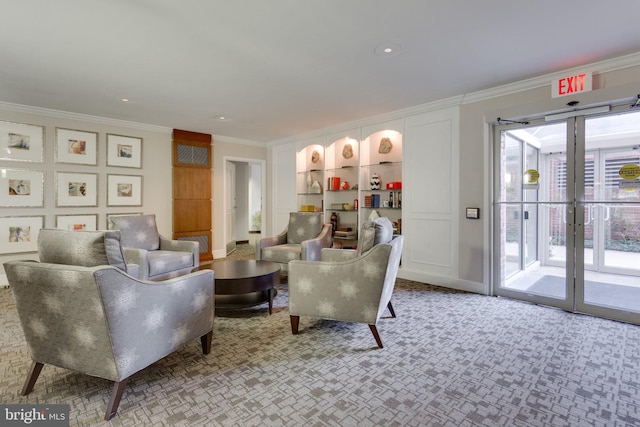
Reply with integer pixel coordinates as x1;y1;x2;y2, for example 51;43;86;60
55;214;98;231
55;128;98;165
0;215;44;254
107;174;142;206
107;134;142;168
55;172;98;207
0;120;44;162
0;169;45;207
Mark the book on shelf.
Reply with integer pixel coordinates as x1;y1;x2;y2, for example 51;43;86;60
334;227;356;239
334;233;356;239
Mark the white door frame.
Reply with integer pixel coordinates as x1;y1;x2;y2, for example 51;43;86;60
222;156;267;252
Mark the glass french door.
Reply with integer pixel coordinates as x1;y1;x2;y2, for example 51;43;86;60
494;108;640;324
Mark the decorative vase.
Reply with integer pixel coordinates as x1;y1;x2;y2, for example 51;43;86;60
306;172;312;192
370;173;381;190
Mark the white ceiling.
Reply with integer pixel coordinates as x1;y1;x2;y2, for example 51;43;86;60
2;1;640;143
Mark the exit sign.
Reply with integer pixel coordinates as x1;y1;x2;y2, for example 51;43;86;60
552;72;592;98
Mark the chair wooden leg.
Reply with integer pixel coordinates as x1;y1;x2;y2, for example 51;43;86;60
201;330;213;355
21;362;44;395
387;301;396;318
290;315;300;334
369;325;384;348
104;378;129;421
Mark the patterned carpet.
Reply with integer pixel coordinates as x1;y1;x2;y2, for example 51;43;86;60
1;244;639;426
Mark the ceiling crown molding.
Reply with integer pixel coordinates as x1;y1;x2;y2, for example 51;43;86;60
0;101;172;134
213;134;266;147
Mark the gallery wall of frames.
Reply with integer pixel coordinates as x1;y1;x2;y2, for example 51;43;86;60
0;113;173;267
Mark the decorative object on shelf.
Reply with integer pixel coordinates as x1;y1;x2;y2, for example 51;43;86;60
370;173;381;190
310;180;322;194
341;181;349;190
306;172;312;192
386;181;402;190
311;150;320;163
342;143;353;159
353;198;358;210
379;137;393;154
330;212;338;236
329;177;340;191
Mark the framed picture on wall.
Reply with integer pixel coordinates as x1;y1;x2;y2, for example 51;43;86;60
55;172;98;207
0;169;45;207
55;214;98;231
55;128;98;165
0;215;44;254
107;174;142;206
107;134;142;168
0;120;44;162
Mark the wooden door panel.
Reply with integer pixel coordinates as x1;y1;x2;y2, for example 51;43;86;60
172;129;212;261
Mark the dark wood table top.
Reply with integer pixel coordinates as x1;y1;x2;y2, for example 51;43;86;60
205;260;280;280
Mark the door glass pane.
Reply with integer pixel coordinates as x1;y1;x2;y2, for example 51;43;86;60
524;144;538;266
503;133;522;278
583;112;640;313
496;123;567;300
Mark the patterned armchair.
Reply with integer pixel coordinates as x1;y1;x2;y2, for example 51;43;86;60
256;212;332;274
109;214;199;281
3;229;214;420
288;217;404;348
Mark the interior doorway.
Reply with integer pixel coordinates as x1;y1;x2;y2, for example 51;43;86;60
224;157;265;256
493;106;640;324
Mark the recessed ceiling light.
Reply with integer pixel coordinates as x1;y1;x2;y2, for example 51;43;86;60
121;98;129;102
214;116;228;121
374;43;403;57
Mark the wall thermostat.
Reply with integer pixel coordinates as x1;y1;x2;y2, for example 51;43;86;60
466;207;480;219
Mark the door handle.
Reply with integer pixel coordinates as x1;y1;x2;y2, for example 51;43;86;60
584;205;592;226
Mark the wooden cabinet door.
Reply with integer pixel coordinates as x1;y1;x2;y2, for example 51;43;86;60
172;129;213;261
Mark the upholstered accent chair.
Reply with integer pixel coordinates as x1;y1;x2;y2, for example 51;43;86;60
109;214;199;281
3;229;214;420
288;217;404;348
256;212;332;275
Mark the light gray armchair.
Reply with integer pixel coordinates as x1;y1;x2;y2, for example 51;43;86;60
256;212;332;275
288;217;404;348
3;229;214;420
109;214;199;281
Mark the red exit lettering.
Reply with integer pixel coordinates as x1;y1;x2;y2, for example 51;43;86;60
558;73;587;96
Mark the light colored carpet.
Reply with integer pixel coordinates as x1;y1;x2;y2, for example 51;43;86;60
1;244;639;426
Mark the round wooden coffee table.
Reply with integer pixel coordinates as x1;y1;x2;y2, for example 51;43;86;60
207;260;280;314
